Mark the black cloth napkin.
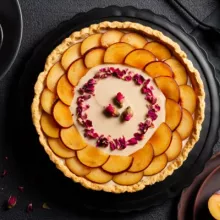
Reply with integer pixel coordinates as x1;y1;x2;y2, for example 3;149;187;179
191;6;220;153
192;6;220;81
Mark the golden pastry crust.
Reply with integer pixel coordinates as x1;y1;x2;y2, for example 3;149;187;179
31;21;205;193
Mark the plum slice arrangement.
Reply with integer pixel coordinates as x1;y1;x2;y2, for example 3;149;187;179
39;30;197;187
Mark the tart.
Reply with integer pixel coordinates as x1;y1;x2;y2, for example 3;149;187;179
32;21;205;193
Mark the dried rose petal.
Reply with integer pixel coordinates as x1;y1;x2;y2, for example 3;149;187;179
154;104;160;112
113;139;120;148
124;75;132;81
109;67;115;73
76;106;83;116
84;128;99;139
146;95;157;105
78;88;84;94
105;104;119;117
101;68;109;75
100;73;109;79
99;67;106;72
79;79;96;95
77;96;84;105
122;106;133;121
145;119;152;127
145;79;150;85
127;138;138;145
88;78;96;85
81;113;88;120
84;120;92;128
97;69;113;79
27;203;33;213
42;203;50;209
143;86;153;95
142;87;148;94
127;70;134;76
94;72;101;78
133;74;145;85
113;68;126;78
109;141;117;151
84;94;92;100
82;104;90;111
118;136;127;149
122;69;127;75
8;196;17;209
97;135;109;147
134;132;144;141
138;121;151;133
18;186;24;192
115;92;125;107
147;109;158;121
85;85;95;94
1;169;7;177
77;100;83;107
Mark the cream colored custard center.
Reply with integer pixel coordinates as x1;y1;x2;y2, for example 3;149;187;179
70;64;166;156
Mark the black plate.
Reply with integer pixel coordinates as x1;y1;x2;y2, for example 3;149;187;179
0;0;23;80
15;6;219;212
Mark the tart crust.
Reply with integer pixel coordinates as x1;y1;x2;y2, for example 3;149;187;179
31;21;205;193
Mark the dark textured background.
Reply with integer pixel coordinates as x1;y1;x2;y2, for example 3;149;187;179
0;0;220;219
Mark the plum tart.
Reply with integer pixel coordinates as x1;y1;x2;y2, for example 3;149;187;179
32;21;205;193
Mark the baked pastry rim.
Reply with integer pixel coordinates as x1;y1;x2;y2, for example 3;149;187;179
31;21;205;193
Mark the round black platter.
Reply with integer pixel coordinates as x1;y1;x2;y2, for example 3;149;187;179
0;0;23;80
15;6;219;213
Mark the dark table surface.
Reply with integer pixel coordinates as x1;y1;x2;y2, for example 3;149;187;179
0;0;220;220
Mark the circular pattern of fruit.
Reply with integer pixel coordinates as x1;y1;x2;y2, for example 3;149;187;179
34;22;204;192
